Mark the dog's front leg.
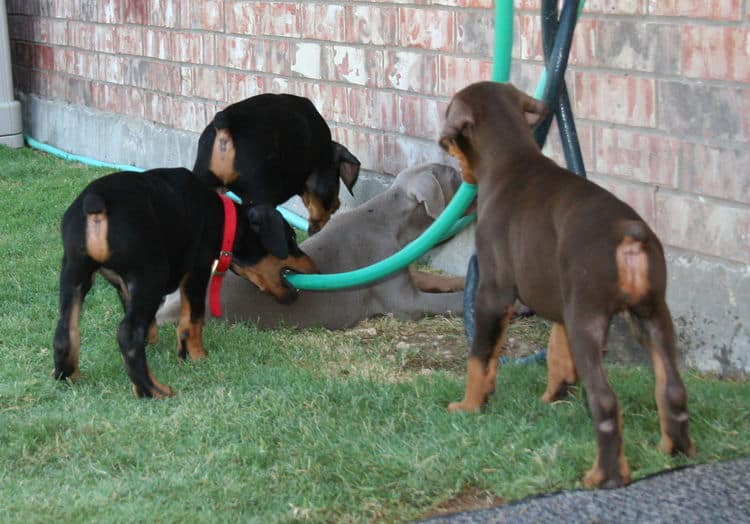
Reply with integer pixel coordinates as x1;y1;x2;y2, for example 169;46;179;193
176;271;210;361
448;288;514;412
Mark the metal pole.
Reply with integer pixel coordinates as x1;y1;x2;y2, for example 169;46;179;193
0;0;22;147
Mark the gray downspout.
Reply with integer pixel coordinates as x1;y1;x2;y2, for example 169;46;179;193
0;0;22;148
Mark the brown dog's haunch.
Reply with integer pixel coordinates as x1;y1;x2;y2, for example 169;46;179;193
440;81;694;489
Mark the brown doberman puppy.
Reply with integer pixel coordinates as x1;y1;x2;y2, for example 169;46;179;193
439;81;694;488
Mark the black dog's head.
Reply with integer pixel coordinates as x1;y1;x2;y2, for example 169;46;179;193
232;204;318;304
302;142;360;235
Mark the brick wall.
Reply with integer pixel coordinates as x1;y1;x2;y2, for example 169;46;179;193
7;0;750;267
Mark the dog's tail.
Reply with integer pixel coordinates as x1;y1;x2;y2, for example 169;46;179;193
83;193;106;215
618;219;650;243
213;110;229;130
82;192;111;262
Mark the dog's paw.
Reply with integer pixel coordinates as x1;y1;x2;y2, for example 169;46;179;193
50;367;80;383
131;383;175;399
583;463;631;489
447;401;482;413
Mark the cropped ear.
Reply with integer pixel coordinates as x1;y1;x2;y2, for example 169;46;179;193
332;142;360;195
247;205;289;260
439;98;474;151
406;172;446;220
519;91;548;129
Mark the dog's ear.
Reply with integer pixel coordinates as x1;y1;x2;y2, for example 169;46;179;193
519;92;548;129
332;142;360;195
247;205;289;260
407;172;446;220
439;98;474;151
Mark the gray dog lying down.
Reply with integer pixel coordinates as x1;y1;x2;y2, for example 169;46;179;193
156;163;467;329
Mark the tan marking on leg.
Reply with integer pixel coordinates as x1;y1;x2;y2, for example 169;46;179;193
583;406;631;488
209;127;239;185
176;286;207;361
483;310;512;397
448;357;488;412
651;351;690;455
58;297;82;383
85;212;110;262
147;321;159;344
542;322;578;403
616;236;649;304
409;269;465;292
445;142;476;184
146;365;174;398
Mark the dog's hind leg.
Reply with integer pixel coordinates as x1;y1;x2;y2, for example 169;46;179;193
542;322;578;402
175;272;210;361
118;277;173;399
53;256;96;383
565;310;631;488
448;286;514;412
632;300;694;457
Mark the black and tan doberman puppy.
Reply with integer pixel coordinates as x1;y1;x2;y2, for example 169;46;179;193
53;167;316;398
439;81;694;488
194;93;361;235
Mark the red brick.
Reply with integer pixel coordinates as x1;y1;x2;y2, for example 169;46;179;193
456;9;494;56
347;87;398;132
299;83;349;124
681;26;750;82
655;192;750;264
302;3;346;42
513;13;543;61
99;55;127;84
385;51;438;94
429;0;493;7
226;1;257;35
123;0;147;24
93;25;116;54
188;1;224;31
585;0;646;15
52;48;73;74
541;120;595;170
134;61;181;93
399;7;455;52
172;32;204;63
226;72;266;102
679;142;750;205
216;36;253;71
191;67;227;101
398;95;447;140
327;46;383;87
382;134;445;176
116;26;144;56
595;127;680;188
149;0;179;27
65;76;93;107
68;22;94;49
144;91;174;126
649;0;741;20
254;2;301;37
574;72;656;127
332;126;383;173
73;51;99;79
180;66;192;97
36;18;68;45
171;99;208;132
589;175;656;227
145;29;172;60
347;5;397;46
7;15;32;41
437;56;493;97
98;0;121;24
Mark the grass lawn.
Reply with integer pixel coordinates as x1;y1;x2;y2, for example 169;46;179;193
1;145;748;523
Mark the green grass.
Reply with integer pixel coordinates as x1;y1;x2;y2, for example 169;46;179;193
1;145;749;523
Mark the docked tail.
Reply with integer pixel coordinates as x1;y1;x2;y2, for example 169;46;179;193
83;193;106;215
83;193;110;262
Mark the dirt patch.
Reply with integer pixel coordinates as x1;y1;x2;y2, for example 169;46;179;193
347;313;551;374
422;487;505;519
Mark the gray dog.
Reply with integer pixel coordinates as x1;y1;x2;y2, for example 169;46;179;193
156;163;467;329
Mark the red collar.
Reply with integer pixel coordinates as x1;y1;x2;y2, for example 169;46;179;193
208;194;237;317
